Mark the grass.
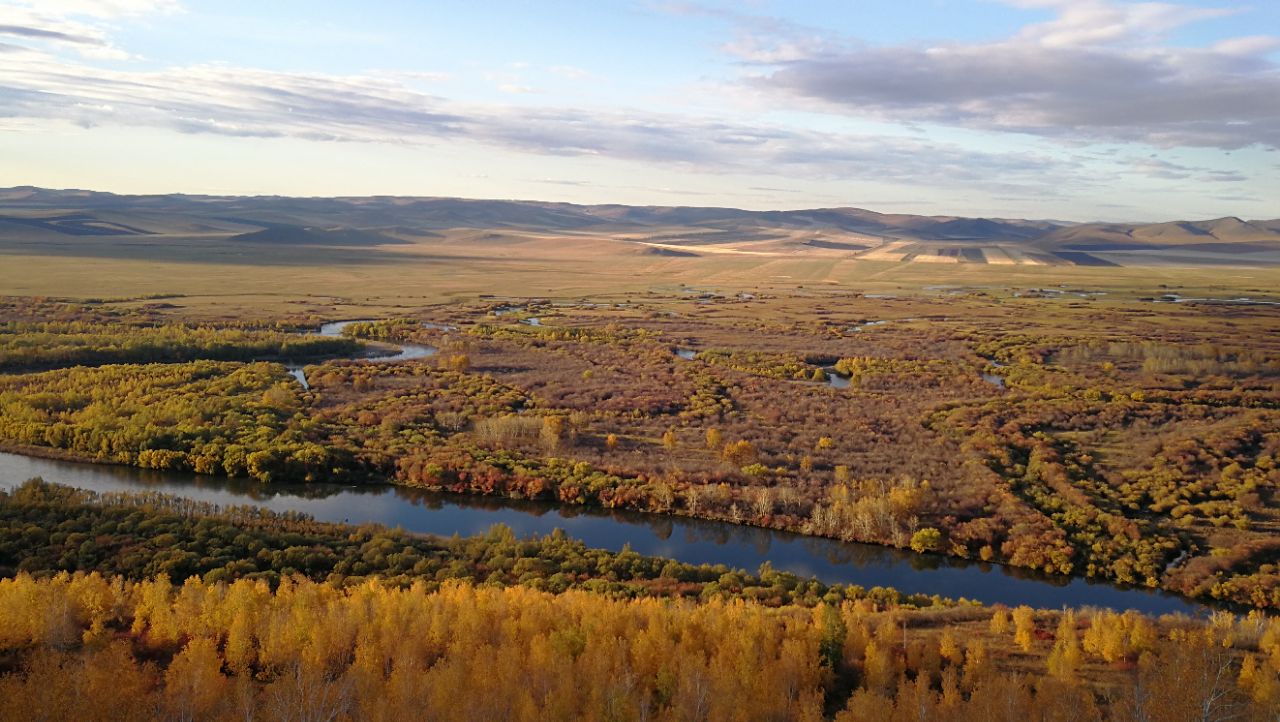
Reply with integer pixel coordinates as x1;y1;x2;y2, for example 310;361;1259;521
3;230;1279;319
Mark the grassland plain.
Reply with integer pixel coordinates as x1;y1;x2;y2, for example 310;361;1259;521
2;216;1280;316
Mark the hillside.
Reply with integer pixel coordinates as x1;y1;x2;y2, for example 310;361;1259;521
0;186;1277;267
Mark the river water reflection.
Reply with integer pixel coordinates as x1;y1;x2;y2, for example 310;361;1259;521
0;451;1205;615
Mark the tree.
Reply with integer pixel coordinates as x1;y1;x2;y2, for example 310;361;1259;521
1013;606;1036;652
1125;636;1250;722
938;628;964;666
910;528;943;554
990;609;1010;636
722;440;757;467
705;428;722;450
962;640;990;691
541;416;564;452
164;637;229;722
1047;611;1082;681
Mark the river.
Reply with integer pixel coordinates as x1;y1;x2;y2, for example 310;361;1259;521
286;320;437;388
0;450;1205;615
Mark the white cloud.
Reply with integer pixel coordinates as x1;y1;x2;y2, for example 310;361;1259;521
548;65;590;79
0;0;1266;213
5;0;180;19
1213;35;1280;56
733;1;1280;150
0;0;176;59
0;47;1087;194
1008;0;1236;48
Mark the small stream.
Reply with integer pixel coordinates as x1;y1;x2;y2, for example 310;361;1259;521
286;320;437;389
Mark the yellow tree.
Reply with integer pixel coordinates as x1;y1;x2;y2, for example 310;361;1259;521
722;439;758;467
541;416;564;452
990;608;1011;635
938;628;964;666
164;637;229;722
662;428;677;451
1047;611;1082;681
1013;606;1036;652
705;428;722;450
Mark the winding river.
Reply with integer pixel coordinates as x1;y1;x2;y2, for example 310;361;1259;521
0;319;1209;615
0;450;1204;615
286;320;437;388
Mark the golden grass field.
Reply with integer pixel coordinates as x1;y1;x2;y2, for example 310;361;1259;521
2;228;1278;318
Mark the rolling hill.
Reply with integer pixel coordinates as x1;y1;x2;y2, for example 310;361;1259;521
0;186;1276;267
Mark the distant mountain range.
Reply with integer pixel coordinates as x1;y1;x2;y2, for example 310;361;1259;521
1;186;1277;267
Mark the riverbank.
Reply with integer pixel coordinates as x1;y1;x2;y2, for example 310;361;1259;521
0;447;1208;614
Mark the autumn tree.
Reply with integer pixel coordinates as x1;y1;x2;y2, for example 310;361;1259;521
541;415;564;452
705;428;722;450
1013;606;1036;652
662;428;677;452
722;440;758;467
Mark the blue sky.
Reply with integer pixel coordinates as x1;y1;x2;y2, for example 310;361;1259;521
0;0;1277;221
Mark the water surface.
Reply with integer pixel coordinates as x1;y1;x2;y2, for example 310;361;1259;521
0;451;1204;615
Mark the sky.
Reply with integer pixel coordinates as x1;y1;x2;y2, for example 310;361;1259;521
0;0;1277;221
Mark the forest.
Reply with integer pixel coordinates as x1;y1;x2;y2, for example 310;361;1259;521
1;485;1278;720
0;292;1276;611
3;547;1280;719
0;298;359;371
0;479;935;608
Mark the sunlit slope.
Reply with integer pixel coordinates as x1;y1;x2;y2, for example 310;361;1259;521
2;188;1278;302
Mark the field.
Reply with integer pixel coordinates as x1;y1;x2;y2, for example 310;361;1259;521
1;188;1277;317
2;191;1280;719
1;232;1277;315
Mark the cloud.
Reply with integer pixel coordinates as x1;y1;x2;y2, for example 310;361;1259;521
6;0;181;19
1213;35;1280;56
660;2;842;63
1201;170;1247;183
0;0;1262;214
1128;158;1191;180
0;3;168;59
735;1;1280;150
1125;155;1251;187
1008;0;1236;48
0;47;1086;193
548;65;590;79
0;23;104;46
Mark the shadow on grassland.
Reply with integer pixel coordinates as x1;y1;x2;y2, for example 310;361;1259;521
0;235;484;267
